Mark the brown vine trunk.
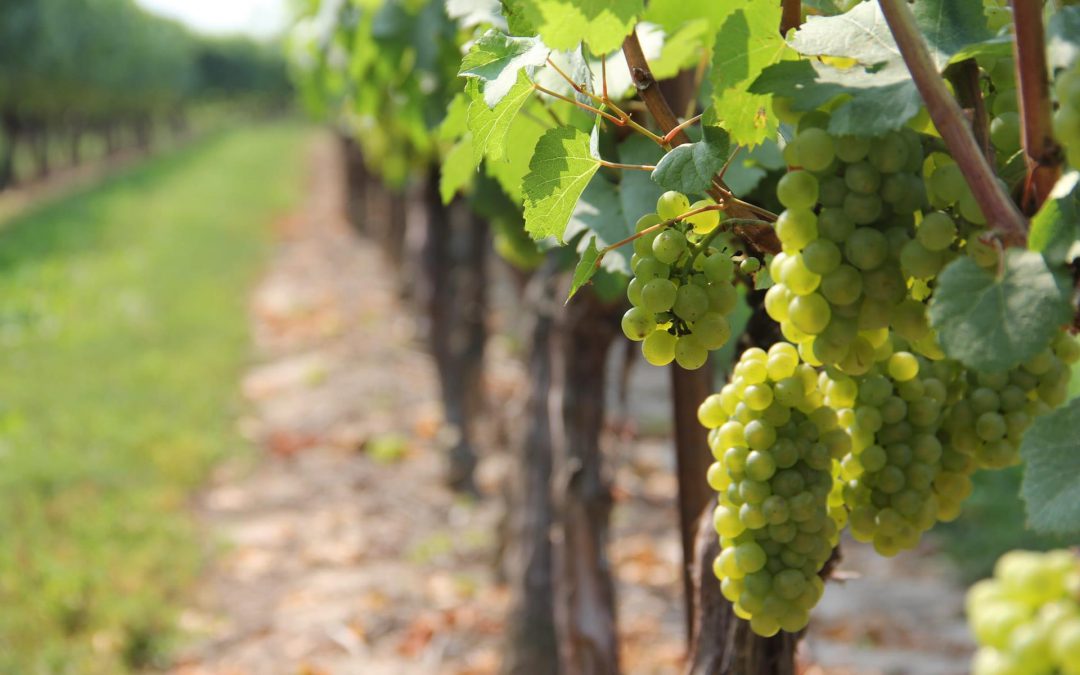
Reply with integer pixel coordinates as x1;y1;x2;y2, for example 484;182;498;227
339;133;368;233
423;170;487;492
670;364;715;641
501;258;561;675
0;111;17;190
554;288;621;675
685;499;799;675
29;121;49;179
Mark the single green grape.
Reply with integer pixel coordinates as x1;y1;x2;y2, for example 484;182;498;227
657;191;691;221
621;306;655;341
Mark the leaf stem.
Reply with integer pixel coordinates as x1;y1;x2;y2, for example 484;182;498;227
601;53;609;100
717;146;743;183
539;58;668;145
546;56;587;95
531;82;624;126
663;114;703;144
878;0;1028;247
621;29;782;254
598;159;656;171
1010;0;1063;210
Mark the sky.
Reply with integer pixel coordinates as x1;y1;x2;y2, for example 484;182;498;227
135;0;289;38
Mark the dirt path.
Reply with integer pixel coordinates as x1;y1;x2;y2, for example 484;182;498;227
169;133;974;675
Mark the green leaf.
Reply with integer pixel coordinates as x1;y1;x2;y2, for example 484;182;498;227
467;74;533;165
439;92;470;142
651;135;731;194
440;139;475;204
1048;5;1080;71
459;29;548;107
567;236;603;301
750;0;1009;136
564;175;632;274
485;104;547;203
928;250;1073;372
1029;171;1080;265
522;125;602;241
651;20;713;80
709;5;787;146
1020;397;1080;538
642;0;735;33
516;0;643;54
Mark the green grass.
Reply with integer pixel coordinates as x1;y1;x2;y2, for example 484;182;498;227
0;122;311;673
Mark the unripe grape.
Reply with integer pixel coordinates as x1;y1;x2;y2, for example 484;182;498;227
621;307;654;341
657;191;691;220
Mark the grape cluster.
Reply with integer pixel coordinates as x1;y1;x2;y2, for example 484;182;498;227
985;58;1023;159
1054;59;1080;169
834;351;966;555
942;332;1079;470
967;549;1080;675
699;343;847;636
765;114;943;370
621;191;737;370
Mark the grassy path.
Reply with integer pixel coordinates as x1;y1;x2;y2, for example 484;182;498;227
0;123;312;673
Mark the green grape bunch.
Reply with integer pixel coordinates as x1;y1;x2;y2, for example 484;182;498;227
942;332;1079;471
967;549;1080;675
834;351;967;556
1054;58;1080;169
764;110;946;372
621;190;739;370
699;343;848;636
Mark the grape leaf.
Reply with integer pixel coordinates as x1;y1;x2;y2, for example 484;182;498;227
1020;397;1080;538
651;134;731;194
522;125;601;241
485;107;547;203
439;92;470;142
651;20;713;81
568;235;603;301
617;135;665;231
440;139;475;204
642;0;735;33
459;29;548;107
709;5;787;146
467;74;533;165
1029;171;1080;266
750;0;1010;136
1048;5;1080;71
928;250;1073;372
564;175;632;275
515;0;643;54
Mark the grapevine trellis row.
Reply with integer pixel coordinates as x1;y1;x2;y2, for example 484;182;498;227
289;1;1080;674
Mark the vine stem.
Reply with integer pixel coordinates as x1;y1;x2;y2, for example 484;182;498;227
878;0;1028;247
780;0;802;34
531;82;625;126
590;205;769;272
598;159;656;171
1010;0;1062;210
948;59;993;164
662;114;703;144
621;29;782;254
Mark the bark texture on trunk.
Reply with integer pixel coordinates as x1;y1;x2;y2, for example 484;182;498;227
423;170;487;492
670;363;715;640
554;288;622;675
685;500;799;675
501;258;561;675
0;111;18;190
